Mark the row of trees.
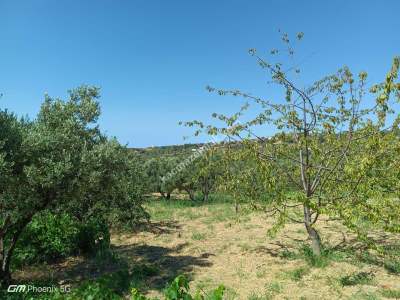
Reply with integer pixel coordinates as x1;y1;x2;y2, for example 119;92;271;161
0;86;148;285
142;147;222;202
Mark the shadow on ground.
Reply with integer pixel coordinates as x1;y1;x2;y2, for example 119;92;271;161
114;243;213;290
13;241;213;294
133;220;182;235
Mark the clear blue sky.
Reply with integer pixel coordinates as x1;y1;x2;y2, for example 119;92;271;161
1;0;399;147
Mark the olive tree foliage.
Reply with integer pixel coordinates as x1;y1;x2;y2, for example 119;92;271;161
183;32;400;255
0;86;147;284
173;165;197;201
144;147;223;202
144;156;176;199
153;146;223;202
190;147;223;202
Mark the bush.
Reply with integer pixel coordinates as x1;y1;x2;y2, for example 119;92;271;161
384;260;400;274
286;267;308;281
380;288;400;299
340;271;375;286
14;211;80;266
77;217;110;256
13;212;111;267
132;275;225;300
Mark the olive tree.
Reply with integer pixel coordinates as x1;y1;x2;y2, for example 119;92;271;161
144;156;176;199
0;86;147;284
190;148;223;202
183;33;400;255
160;145;223;202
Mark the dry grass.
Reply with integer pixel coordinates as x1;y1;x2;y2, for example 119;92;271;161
110;199;400;299
14;197;400;299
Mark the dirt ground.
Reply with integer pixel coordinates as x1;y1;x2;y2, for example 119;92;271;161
13;199;400;299
110;200;400;299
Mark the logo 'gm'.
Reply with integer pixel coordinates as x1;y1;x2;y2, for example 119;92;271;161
7;285;27;293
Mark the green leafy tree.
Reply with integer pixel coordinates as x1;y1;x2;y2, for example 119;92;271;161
173;166;197;201
163;146;223;202
191;148;223;202
0;86;147;284
144;156;176;199
183;32;400;255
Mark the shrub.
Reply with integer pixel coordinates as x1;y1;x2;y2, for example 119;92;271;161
286;267;308;281
384;260;400;275
132;275;225;300
14;211;80;266
77;217;110;256
380;288;400;299
13;212;111;267
191;232;206;241
340;271;375;286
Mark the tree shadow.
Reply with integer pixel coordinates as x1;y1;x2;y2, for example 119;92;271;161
252;241;298;258
13;242;214;294
252;230;400;270
114;243;214;290
132;220;182;235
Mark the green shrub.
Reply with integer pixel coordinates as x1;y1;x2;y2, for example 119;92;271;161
340;271;375;286
286;267;308;281
64;280;121;300
380;288;400;299
13;212;111;267
278;249;297;260
77;217;110;256
191;232;206;241
14;211;80;266
384;260;400;275
132;275;225;300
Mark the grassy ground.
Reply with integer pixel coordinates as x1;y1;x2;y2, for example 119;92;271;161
14;195;400;299
112;195;400;299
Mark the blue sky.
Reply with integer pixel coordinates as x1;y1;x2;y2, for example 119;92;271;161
1;0;399;147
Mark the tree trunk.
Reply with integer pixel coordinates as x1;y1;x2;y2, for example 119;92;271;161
202;179;209;202
0;253;12;286
203;192;209;202
0;268;11;287
186;189;195;201
303;204;322;256
0;236;11;286
158;189;166;199
0;235;18;286
0;219;32;286
166;193;171;200
305;223;322;256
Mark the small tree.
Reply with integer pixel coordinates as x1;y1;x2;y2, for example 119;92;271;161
173;166;197;201
144;156;176;199
162;145;223;202
183;33;400;255
192;147;222;202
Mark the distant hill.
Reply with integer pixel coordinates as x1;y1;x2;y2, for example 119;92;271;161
129;136;277;160
129;143;207;159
